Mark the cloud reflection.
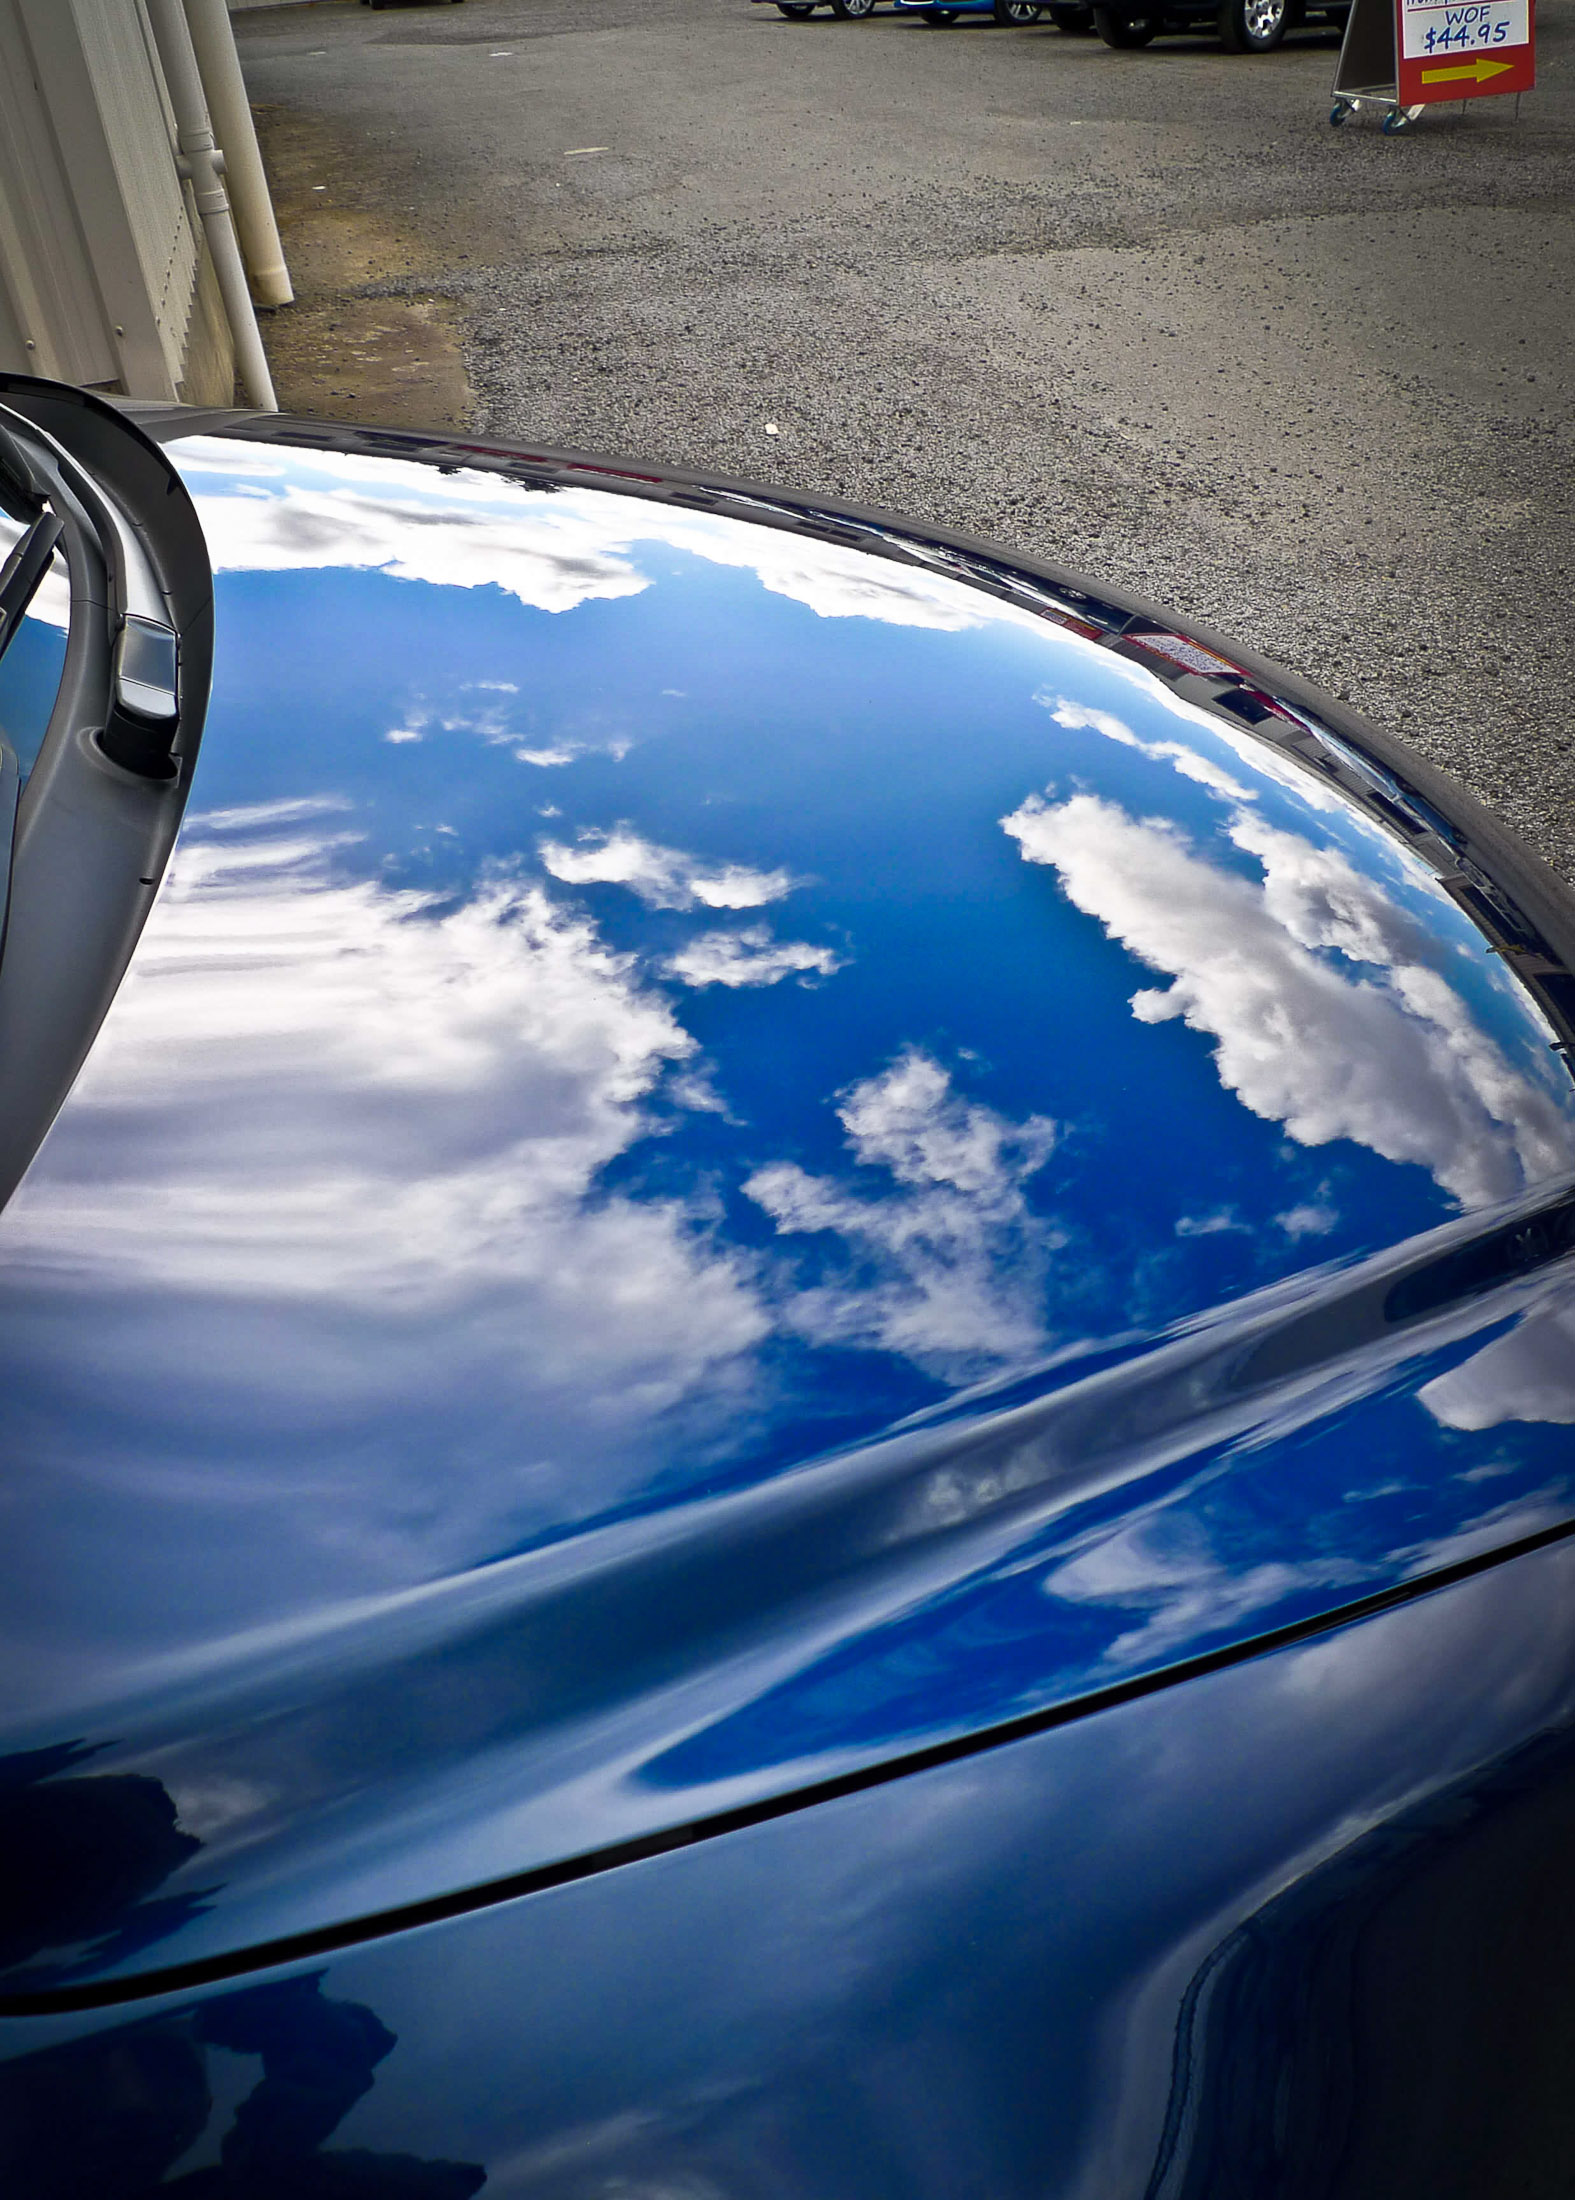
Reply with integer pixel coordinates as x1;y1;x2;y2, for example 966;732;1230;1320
2;809;769;1545
1043;1512;1359;1672
384;691;633;768
665;927;843;990
541;826;798;912
1039;692;1255;803
746;1050;1060;1379
179;439;1046;638
192;479;650;617
648;506;1022;632
1419;1290;1575;1431
1001;791;1573;1210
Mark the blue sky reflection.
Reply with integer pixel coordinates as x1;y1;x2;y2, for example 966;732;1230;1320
1;433;1572;1775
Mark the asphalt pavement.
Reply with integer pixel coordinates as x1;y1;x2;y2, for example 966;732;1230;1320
236;0;1575;876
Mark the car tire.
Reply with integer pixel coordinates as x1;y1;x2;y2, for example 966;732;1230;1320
1092;4;1159;38
1049;2;1095;24
829;0;877;15
1217;0;1287;44
993;0;1046;20
776;2;816;12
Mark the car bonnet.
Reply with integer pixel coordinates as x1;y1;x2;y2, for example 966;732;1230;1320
2;421;1575;2009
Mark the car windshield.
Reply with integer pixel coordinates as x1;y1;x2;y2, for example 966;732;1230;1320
0;510;70;787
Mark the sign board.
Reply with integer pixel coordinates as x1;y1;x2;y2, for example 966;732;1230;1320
1396;0;1535;103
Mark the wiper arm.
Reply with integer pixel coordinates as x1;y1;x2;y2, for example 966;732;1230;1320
0;510;64;675
0;376;213;1212
0;399;185;783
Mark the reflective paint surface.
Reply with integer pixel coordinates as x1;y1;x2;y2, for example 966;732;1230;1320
2;429;1575;1997
7;1536;1575;2196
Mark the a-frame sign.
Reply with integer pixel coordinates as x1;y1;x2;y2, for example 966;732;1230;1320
1333;0;1534;124
1398;0;1535;101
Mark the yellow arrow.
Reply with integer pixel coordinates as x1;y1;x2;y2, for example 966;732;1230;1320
1420;55;1515;81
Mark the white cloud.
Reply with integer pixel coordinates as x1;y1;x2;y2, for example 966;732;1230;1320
513;737;632;768
1078;656;1356;817
190;793;352;833
1038;693;1254;804
1418;1292;1575;1431
541;826;798;912
745;1050;1059;1379
665;926;844;990
173;438;1053;639
1232;809;1432;967
1276;1201;1338;1240
646;507;1033;634
3;813;769;1550
379;691;632;769
190;480;649;617
1392;1488;1573;1575
1174;1209;1249;1239
1000;791;1575;1210
838;1049;1055;1195
1042;1513;1357;1672
166;446;287;478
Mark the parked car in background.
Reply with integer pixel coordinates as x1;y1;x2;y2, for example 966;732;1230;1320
753;0;883;18
893;0;1100;27
891;0;1057;24
1091;0;1347;45
3;372;1575;2198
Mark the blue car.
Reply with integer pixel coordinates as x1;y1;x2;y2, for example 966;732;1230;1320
748;0;885;19
891;0;1061;21
895;0;1102;32
3;370;1575;2197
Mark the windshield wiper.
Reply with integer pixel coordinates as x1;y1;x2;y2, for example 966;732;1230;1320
0;511;63;675
0;376;213;1210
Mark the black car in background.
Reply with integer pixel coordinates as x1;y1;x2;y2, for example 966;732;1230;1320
1091;0;1347;45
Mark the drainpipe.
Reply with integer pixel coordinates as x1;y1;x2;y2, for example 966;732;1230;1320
181;0;293;308
144;0;278;410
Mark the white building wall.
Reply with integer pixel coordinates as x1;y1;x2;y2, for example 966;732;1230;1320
0;1;122;386
82;0;200;384
0;0;232;401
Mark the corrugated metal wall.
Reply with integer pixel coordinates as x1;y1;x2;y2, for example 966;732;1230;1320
0;2;122;386
80;0;200;385
0;0;229;400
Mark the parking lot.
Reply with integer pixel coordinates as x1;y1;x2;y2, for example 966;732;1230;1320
237;0;1575;875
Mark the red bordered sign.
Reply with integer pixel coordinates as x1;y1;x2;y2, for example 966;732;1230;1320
1397;0;1535;102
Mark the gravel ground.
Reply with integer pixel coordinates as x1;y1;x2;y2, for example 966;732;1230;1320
239;0;1575;874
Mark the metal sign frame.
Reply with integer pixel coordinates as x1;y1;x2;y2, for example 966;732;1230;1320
1331;0;1533;127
